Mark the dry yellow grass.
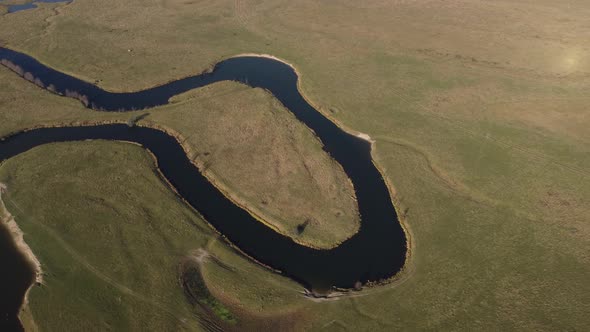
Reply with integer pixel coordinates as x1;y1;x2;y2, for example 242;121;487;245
146;83;360;248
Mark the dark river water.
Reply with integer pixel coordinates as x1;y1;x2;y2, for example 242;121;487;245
0;220;34;331
2;0;71;14
0;47;407;328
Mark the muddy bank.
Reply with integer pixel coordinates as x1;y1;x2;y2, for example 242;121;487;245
0;183;41;331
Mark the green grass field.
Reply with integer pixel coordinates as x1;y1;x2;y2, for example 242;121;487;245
1;0;589;330
0;141;309;331
0;66;359;249
1;142;211;330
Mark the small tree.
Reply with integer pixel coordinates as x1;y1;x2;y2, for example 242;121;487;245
297;219;311;234
354;281;362;291
23;72;34;82
34;77;44;88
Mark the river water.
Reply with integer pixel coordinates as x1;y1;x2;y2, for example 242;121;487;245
0;47;407;328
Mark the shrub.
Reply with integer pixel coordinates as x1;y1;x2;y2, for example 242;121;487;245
65;89;90;107
23;72;34;82
127;113;150;127
0;59;24;76
34;77;44;88
297;219;311;234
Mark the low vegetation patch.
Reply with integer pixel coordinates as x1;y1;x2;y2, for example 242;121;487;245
180;258;237;325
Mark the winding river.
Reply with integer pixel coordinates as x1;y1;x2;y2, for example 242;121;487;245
0;46;407;325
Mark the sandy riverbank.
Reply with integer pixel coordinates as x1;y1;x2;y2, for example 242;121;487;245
0;183;43;299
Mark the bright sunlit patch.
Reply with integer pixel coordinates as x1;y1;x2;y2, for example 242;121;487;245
560;48;582;73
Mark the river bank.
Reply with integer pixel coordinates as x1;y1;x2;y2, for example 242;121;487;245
0;183;42;330
1;183;43;282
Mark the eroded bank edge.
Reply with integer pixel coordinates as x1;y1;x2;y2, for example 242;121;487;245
0;184;42;329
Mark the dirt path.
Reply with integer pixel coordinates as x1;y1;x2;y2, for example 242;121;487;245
233;0;248;27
